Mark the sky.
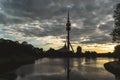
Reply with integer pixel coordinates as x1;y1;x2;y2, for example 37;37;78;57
0;0;120;53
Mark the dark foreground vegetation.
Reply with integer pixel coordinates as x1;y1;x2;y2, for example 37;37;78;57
0;38;43;80
104;3;120;79
0;38;119;80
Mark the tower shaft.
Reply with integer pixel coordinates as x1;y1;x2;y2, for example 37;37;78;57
66;10;71;50
67;30;70;80
66;10;71;80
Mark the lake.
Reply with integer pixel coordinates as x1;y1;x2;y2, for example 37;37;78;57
16;58;116;80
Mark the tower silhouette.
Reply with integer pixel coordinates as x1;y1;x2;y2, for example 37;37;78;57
66;10;71;80
66;10;71;51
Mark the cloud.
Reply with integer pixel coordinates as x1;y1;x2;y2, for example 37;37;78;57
0;0;120;48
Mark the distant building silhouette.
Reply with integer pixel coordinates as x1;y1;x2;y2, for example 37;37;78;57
76;46;82;54
57;43;69;53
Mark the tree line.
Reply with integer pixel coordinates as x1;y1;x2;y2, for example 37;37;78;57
0;38;120;59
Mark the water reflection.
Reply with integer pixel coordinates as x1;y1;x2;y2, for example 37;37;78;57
16;58;115;80
73;60;79;67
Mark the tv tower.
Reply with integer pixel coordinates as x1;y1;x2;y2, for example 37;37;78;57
66;10;71;80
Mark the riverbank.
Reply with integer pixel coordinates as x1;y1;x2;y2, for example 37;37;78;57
104;61;120;80
104;61;120;75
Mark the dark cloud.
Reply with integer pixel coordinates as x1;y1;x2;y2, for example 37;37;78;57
1;0;117;21
0;0;120;44
1;0;65;20
16;24;66;37
98;21;114;32
82;35;111;44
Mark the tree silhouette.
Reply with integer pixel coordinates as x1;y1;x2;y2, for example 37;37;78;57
114;45;120;61
0;38;46;74
111;3;120;42
111;3;120;61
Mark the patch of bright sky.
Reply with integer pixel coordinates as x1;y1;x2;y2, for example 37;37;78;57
24;37;49;50
80;36;91;42
4;34;15;40
0;28;15;40
72;19;84;29
0;7;5;14
0;31;4;38
81;43;116;53
0;29;5;34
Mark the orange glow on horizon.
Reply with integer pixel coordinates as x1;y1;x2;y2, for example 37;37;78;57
47;43;117;54
81;43;116;53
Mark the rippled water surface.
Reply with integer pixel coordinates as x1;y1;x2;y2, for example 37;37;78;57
16;58;115;80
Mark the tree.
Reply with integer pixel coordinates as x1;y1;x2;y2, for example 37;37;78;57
114;45;120;61
111;3;120;42
112;3;120;61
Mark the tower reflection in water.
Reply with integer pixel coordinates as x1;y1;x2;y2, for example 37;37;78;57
16;58;115;80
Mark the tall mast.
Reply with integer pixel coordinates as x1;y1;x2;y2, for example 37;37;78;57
66;10;71;50
66;10;71;80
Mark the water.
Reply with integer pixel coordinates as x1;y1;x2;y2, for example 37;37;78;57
16;58;115;80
